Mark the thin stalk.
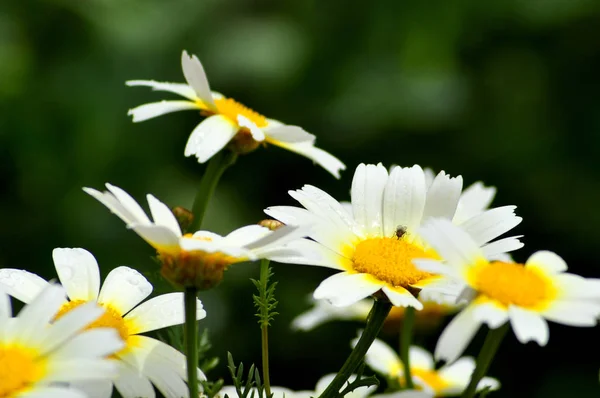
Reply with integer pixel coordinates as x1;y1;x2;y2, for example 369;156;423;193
318;299;392;398
184;287;199;398
189;150;237;231
461;323;509;398
259;259;272;397
400;306;415;389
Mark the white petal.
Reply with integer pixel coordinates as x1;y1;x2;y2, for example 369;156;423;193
130;224;182;252
437;357;475;393
97;266;153;315
382;286;423;309
409;346;434;370
83;186;142;227
223;225;271;246
237;115;265;141
147;195;182;237
42;359;118;382
264;205;321;227
18;387;88;398
508;306;549;345
114;361;156;398
0;289;10;320
525;250;568;273
453;182;496;225
126;80;198;101
0;268;48;303
184;115;238;163
412;259;454;277
52;248;100;302
69;381;113;398
360;337;402;377
127;100;199;122
422;171;463;221
382;165;427;237
265;124;315;143
471;300;509;329
125;293;205;334
435;304;481;363
13;284;66;346
181;50;216;110
266;139;346;178
554;273;600;300
460;206;522;246
313;272;381;307
481;236;524;257
243;225;308;252
478;377;501;392
541;300;600;326
291;298;372;331
52;328;124;359
105;183;152;225
260;238;348;270
351;163;389;236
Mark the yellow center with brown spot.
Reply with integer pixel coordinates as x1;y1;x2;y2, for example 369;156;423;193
0;345;46;397
351;237;436;287
472;261;556;309
214;97;268;128
55;300;129;342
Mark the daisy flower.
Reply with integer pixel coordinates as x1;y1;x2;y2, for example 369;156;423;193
83;183;308;289
0;247;207;398
0;283;123;398
265;163;523;308
417;218;600;363
127;51;345;178
361;338;499;396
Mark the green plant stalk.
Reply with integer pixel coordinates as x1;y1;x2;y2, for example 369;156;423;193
461;323;509;398
259;259;272;397
400;306;415;389
318;299;392;398
189;150;237;232
184;287;200;398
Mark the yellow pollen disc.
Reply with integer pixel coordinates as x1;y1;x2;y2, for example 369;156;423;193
214;97;268;128
0;345;45;396
55;300;129;342
351;237;435;287
473;261;556;309
407;369;450;393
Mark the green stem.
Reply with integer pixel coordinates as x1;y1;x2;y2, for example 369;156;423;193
461;323;509;398
400;306;415;389
259;259;272;397
184;287;199;398
318;299;392;398
189;150;237;232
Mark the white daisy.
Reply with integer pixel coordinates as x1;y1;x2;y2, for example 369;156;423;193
0;283;123;398
83;183;308;289
265;163;523;308
127;51;345;178
361;338;499;396
0;247;207;398
417;218;600;363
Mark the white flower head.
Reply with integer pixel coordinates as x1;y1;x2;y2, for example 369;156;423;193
0;248;207;398
126;50;345;178
417;218;600;363
265;163;523;309
359;338;499;396
83;183;309;289
0;283;123;398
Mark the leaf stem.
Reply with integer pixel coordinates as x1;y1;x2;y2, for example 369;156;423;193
400;306;415;389
184;287;199;398
259;259;272;397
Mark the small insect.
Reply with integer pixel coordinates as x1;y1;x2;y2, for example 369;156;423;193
394;225;407;239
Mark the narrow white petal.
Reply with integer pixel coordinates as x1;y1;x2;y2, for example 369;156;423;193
14;284;66;346
52;328;124;359
382;165;427;237
471;300;509;329
265;124;315;143
460;206;522;246
508;306;549;345
105;183;152;225
126;80;197;101
147;195;182;237
127;100;199;122
0;289;11;320
453;182;496;224
223;225;270;246
351;163;389;236
97;266;153;315
69;381;113;398
541;300;600;326
18;387;88;398
237;115;265;141
481;236;524;257
291;298;371;331
435;304;481;363
52;248;101;302
181;50;217;110
412;259;455;277
0;268;48;303
184;115;238;163
437;357;475;394
409;346;435;370
422;171;463;221
382;286;423;309
360;337;402;377
478;377;501;392
130;224;181;251
82;187;140;227
313;272;381;307
42;359;118;382
554;274;600;299
525;250;568;273
260;238;348;270
264;205;321;227
114;361;156;398
266;138;346;178
126;293;205;335
244;225;307;252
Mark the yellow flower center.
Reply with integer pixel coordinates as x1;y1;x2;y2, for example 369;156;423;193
214;97;268;128
0;345;45;397
409;368;450;394
54;300;129;342
351;237;436;287
473;261;556;309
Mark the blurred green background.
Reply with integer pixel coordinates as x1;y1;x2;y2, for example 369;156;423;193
2;0;600;397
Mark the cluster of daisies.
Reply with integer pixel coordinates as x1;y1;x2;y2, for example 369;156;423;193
3;50;599;398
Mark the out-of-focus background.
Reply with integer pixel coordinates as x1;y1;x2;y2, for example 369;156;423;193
2;1;600;397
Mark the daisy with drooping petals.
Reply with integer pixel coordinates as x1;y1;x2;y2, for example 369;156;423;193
0;283;124;398
0;247;207;398
83;183;308;289
417;218;600;364
126;51;345;178
265;163;523;308
360;338;499;397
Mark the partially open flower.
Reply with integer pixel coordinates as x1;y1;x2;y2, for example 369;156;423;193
84;183;307;289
